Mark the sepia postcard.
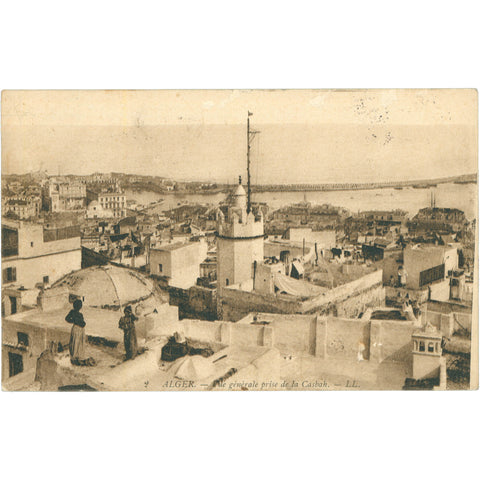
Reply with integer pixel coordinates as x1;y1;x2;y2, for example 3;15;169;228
1;89;478;391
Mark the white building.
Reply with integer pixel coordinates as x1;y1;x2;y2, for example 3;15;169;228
150;241;208;289
48;179;86;212
98;191;127;218
2;220;81;315
403;244;458;290
283;227;336;250
85;200;114;219
3;196;41;219
2;265;178;386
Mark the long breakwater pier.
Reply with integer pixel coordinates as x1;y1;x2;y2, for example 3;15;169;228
247;173;477;193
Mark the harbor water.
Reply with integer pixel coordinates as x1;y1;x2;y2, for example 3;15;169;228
126;182;477;221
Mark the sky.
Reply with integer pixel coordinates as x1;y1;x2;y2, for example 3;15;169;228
1;89;477;184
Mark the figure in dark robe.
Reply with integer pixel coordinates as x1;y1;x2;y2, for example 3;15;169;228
65;299;86;364
119;305;138;360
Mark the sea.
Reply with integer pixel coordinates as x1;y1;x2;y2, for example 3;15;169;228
125;182;477;221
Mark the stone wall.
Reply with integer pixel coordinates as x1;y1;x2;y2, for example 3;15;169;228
325;318;371;359
167;284;217;320
269;314;316;355
334;283;385;318
219;286;300;322
429;279;451;302
230;323;266;347
370;320;415;363
422;309;473;336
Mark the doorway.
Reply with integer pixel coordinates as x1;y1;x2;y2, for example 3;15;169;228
8;352;23;377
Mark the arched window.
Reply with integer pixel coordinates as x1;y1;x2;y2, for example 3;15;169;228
428;342;434;353
226;279;229;286
419;341;425;352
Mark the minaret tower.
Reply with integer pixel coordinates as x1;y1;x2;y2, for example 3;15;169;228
216;113;264;317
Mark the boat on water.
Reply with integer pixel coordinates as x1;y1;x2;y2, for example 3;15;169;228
394;187;403;190
413;184;436;189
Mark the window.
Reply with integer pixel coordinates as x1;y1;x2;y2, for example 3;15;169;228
158;264;163;273
30;242;34;247
226;279;229;286
17;332;29;347
43;276;49;284
428;342;435;353
419;341;425;352
2;267;17;283
9;296;17;315
420;264;445;287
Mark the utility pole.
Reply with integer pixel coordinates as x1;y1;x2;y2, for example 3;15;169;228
247;111;260;214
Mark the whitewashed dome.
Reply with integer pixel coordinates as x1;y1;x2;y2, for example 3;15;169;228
52;265;161;308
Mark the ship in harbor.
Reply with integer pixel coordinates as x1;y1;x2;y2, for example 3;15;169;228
413;183;437;189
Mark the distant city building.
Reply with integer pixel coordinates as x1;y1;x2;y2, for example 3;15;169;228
98;191;127;218
79;172;115;185
85;200;113;219
48;178;87;212
3;196;41;219
359;210;408;224
409;207;468;234
272;202;348;228
345;210;408;240
7;181;23;194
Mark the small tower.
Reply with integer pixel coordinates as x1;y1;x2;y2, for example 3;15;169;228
412;323;443;380
216;177;264;292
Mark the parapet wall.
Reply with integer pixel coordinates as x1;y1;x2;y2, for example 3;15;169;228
370;320;415;363
219;286;300;322
181;319;273;349
219;269;385;322
421;309;473;336
180;313;415;365
217;215;264;239
325;318;371;359
301;270;384;313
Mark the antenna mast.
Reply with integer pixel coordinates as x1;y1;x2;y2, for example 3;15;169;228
247;111;260;214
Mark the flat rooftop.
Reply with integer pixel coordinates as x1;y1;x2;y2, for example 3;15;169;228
31;340;278;392
5;306;141;344
151;242;195;252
